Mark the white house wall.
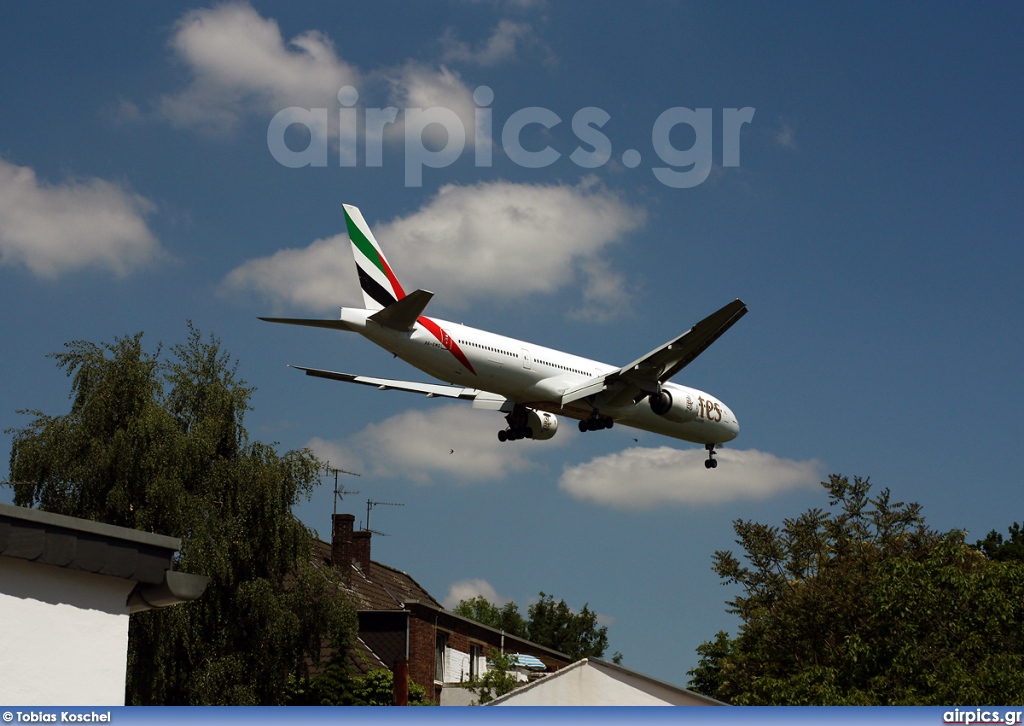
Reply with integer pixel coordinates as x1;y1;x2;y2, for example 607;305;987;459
0;556;135;705
492;660;717;706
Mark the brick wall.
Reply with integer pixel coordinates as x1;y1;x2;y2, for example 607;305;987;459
352;530;371;573
331;514;354;570
408;613;437;697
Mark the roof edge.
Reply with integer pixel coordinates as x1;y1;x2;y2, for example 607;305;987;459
403;599;571;662
0;503;180;551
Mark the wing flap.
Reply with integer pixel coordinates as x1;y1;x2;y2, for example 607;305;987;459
560;375;609;407
471;391;512;411
289;365;480;400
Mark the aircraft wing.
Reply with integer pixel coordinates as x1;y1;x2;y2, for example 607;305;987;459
289;365;483;401
561;299;748;406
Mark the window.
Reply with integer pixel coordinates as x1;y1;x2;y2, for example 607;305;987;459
469;644;482;680
435;632;448;683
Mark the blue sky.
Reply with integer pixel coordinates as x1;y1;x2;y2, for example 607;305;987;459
2;1;1022;686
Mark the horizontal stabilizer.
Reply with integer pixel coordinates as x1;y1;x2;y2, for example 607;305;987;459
289;365;480;400
368;289;434;332
259;317;355;332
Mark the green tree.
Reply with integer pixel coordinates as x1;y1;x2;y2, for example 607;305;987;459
454;592;610;660
8;327;356;704
688;474;1024;705
467;650;521;705
976;523;1024;562
347;669;432;706
527;592;609;660
288;660;432;706
452;596;527;637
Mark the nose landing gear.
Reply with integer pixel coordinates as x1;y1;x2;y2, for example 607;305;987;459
704;443;718;469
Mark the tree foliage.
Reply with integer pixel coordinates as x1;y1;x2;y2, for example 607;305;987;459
452;596;528;638
688;474;1024;705
287;660;432;706
976;523;1024;563
527;592;609;660
8;326;356;704
346;669;432;706
454;592;610;661
467;650;521;705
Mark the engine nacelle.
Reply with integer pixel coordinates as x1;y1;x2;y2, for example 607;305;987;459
649;388;698;423
526;410;558;440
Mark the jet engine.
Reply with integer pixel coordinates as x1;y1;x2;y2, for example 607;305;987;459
527;410;558;440
648;389;698;423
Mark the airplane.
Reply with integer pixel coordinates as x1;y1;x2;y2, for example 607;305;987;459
261;204;747;469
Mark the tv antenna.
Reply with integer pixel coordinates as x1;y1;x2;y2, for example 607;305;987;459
325;466;361;517
365;498;404;536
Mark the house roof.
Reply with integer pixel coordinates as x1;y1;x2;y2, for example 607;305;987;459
0;502;210;613
311;538;440;611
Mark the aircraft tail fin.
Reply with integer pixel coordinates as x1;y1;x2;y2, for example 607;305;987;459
344;204;406;311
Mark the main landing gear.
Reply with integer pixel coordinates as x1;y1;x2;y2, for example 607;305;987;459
705;443;718;469
578;415;614;433
498;404;532;442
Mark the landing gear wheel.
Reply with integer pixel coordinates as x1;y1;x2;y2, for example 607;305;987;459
580;415;614;432
498;429;508;442
704;443;718;469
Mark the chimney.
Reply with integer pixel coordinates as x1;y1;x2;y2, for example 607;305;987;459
332;513;355;568
353;529;372;573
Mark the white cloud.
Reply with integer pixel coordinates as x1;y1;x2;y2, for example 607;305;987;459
559;447;823;511
382;62;479;149
155;2;485;152
221;235;355;310
441;20;538;66
0;158;163;278
222;179;646;316
374;180;645;310
567;258;633;323
157;3;359;135
442;578;512;610
307;404;551;485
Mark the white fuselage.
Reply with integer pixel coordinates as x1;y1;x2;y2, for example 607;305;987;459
340;307;739;446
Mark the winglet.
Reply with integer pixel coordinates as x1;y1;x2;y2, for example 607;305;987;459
368;289;434;332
